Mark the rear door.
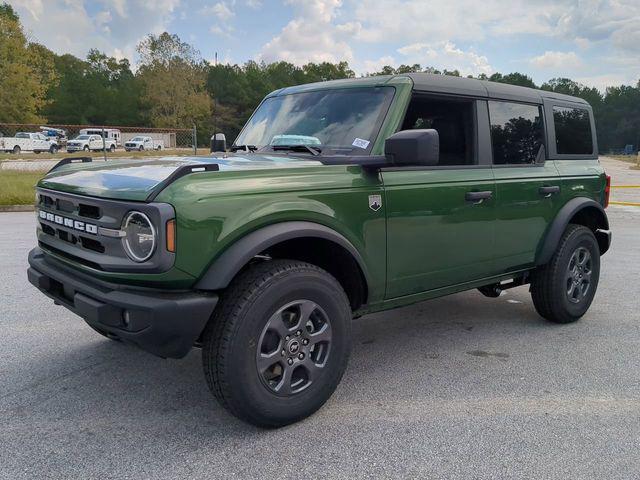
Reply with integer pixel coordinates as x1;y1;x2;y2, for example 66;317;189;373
382;95;496;298
488;99;562;272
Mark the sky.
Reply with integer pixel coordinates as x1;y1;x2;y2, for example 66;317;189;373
9;0;640;90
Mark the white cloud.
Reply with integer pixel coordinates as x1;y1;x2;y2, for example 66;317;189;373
9;0;180;61
377;41;493;77
210;24;235;39
202;2;235;21
361;55;396;74
259;0;354;65
575;73;639;91
245;0;262;8
530;51;583;70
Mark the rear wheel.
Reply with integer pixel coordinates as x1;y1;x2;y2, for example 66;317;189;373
49;145;58;154
138;145;144;151
202;259;352;427
83;145;89;152
12;145;20;154
531;224;600;323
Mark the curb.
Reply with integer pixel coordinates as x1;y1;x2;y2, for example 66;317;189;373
0;205;34;212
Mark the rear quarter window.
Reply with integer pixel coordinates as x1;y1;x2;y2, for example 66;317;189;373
553;106;593;155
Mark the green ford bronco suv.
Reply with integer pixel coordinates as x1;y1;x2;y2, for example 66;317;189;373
28;74;611;427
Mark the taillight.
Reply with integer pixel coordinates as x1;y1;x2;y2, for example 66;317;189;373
604;174;611;208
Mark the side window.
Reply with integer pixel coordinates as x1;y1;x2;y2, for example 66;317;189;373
488;101;544;165
400;95;475;166
553;106;593;155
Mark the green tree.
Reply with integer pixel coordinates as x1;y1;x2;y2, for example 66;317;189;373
136;33;212;133
0;3;56;123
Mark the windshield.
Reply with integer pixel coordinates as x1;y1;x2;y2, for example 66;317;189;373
75;135;90;140
235;87;394;155
16;132;29;138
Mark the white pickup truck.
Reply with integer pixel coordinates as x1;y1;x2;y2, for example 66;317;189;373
123;136;164;151
0;132;58;154
66;134;117;153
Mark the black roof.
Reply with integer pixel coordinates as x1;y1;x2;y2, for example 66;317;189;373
405;73;589;106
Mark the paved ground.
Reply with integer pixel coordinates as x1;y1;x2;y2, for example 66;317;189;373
1;205;639;479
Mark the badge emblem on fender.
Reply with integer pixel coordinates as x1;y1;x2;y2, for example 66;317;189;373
368;194;382;212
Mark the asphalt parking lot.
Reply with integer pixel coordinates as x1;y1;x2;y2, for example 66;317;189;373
1;204;639;479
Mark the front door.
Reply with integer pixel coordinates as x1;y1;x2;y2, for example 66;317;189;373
382;94;496;299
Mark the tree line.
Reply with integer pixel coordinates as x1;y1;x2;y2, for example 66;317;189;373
1;3;638;151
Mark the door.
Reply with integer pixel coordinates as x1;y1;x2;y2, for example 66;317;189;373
382;95;496;298
487;100;561;273
89;136;101;150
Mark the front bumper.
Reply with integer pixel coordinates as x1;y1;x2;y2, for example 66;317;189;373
27;248;218;358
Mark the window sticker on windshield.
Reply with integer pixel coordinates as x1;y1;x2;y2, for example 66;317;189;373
352;138;370;149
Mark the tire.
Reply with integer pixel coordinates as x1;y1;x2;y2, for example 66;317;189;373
83;145;89;152
49;145;58;154
138;145;144;151
156;145;162;150
12;145;20;154
531;224;600;323
202;259;352;427
109;144;116;152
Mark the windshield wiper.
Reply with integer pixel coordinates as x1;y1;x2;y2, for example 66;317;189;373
271;144;322;156
230;144;258;152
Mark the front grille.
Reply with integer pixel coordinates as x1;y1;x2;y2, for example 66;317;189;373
36;187;175;273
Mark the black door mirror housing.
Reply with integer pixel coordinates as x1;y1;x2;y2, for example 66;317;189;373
384;129;439;167
211;133;227;153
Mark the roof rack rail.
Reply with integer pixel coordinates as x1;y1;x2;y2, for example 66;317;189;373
48;156;93;173
146;163;220;201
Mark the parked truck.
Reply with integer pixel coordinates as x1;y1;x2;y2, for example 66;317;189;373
66;134;116;153
0;132;58;154
124;136;164;151
79;128;122;146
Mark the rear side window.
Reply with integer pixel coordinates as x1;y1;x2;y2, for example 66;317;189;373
553;106;593;155
488;101;544;165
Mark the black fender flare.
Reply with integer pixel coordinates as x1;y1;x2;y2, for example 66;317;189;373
536;197;610;265
195;221;370;291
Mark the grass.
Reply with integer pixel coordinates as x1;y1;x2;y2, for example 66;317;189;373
0;170;47;205
608;154;640;165
0;147;211;162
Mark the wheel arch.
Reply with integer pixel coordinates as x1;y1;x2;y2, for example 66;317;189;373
536;197;610;265
194;221;370;311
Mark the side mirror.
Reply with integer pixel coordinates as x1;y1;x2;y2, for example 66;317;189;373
384;129;439;167
211;133;227;153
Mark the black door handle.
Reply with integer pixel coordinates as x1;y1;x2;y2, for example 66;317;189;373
465;191;493;203
539;185;560;197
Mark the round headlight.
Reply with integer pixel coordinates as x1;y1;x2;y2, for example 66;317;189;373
122;211;156;262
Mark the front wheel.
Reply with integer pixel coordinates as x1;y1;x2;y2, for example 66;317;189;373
49;145;58;154
109;144;116;152
531;224;600;323
83;145;89;152
201;259;352;427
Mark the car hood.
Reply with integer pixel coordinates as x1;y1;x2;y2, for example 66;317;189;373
38;153;324;201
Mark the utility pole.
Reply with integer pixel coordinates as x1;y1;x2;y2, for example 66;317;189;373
101;127;107;162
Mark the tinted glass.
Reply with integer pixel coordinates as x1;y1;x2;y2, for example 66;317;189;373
401;96;475;166
553;106;593;155
235;87;394;155
489;101;544;165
